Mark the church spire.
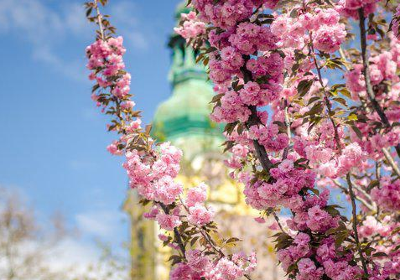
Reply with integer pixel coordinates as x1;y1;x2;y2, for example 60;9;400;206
152;4;223;160
167;22;208;86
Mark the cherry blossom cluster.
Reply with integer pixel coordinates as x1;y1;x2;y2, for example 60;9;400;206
293;122;367;179
371;177;400;211
174;11;206;40
86;34;137;155
179;0;400;279
393;6;400;39
191;0;278;29
271;6;346;53
345;36;400;156
171;250;256;280
337;0;380;19
85;1;257;279
87;37;131;100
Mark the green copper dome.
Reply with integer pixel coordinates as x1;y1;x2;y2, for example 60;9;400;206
152;3;223;159
152;42;223;142
153;78;220;142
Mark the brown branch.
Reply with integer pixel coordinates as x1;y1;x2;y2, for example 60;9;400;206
240;58;274;171
308;33;342;151
358;8;400;158
346;174;369;276
382;148;400;178
282;100;291;160
159;203;186;255
94;0;105;41
334;180;376;212
308;32;369;274
272;212;287;235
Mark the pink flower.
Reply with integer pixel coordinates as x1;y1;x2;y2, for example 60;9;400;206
186;250;210;272
153;176;183;205
306;205;335;232
158;234;169;242
278;159;294;173
170;263;202;280
371;179;400;211
337;142;365;176
107;140;123;155
254;217;266;224
297;258;324;280
155;213;181;231
314;24;346;53
188;204;214;226
207;257;244;280
174;12;206;41
143;206;159;220
186;183;208;207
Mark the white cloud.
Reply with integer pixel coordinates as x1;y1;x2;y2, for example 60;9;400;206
0;0;89;80
0;0;149;80
127;31;148;50
0;238;124;279
111;1;150;50
110;1;139;26
48;238;99;269
76;210;125;239
68;158;97;171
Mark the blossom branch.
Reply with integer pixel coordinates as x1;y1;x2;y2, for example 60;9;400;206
358;7;400;159
346;174;369;276
94;0;105;40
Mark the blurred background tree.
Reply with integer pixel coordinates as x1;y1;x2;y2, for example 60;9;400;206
0;186;129;280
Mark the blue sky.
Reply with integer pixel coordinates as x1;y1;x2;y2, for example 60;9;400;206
0;0;182;260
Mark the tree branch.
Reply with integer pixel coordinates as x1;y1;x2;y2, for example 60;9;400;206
94;0;105;41
159;203;186;255
382;148;400;178
346;174;369;276
358;8;400;158
240;58;274;171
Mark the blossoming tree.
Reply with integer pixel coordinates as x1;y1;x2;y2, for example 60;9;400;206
85;0;400;279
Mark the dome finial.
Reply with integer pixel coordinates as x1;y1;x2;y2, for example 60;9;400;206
175;1;191;20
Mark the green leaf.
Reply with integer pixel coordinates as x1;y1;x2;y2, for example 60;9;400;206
308;188;320;195
190;236;199;247
333;97;347;107
210;93;224;104
308;96;320;105
351;125;363;139
297;80;314;97
348;114;358;121
372;252;388;257
226;237;241;244
304;102;323;116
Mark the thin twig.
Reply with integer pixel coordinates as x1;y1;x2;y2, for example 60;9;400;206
333;180;376;212
308;31;368;274
94;0;105;40
338;47;351;71
358;8;400;158
382;148;400;178
240;58;274;171
346;174;369;276
308;33;342;151
273;212;287;234
159;203;186;255
282;100;291;160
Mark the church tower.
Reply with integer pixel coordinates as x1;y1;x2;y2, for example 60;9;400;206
124;3;283;280
152;3;241;205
